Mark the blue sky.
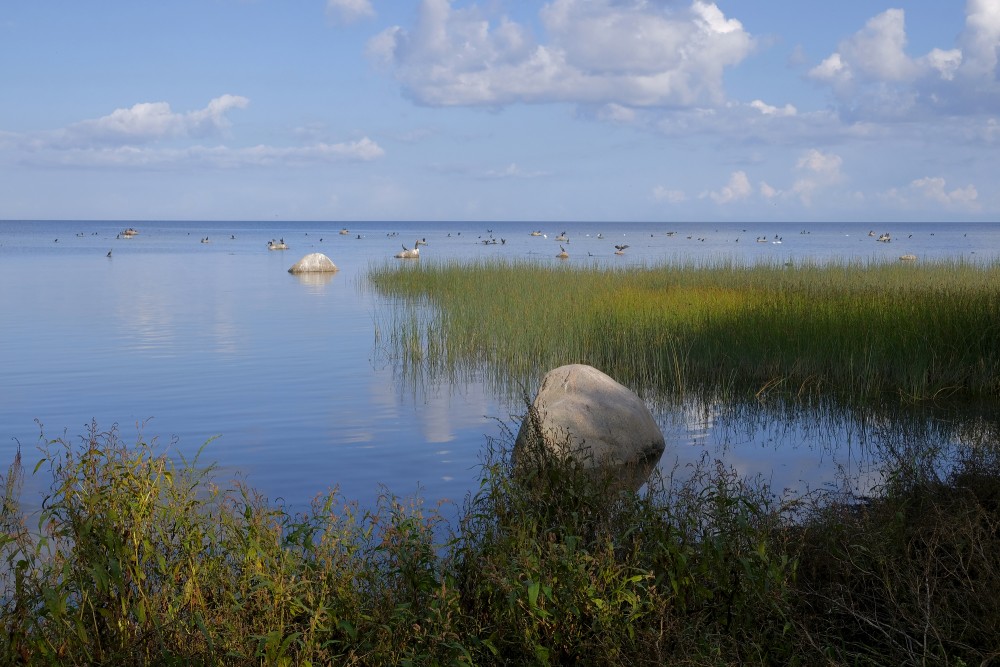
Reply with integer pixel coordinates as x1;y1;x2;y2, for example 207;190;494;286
1;1;998;223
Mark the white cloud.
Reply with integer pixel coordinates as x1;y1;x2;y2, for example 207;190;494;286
368;0;755;108
7;95;385;170
24;138;385;169
840;9;919;82
749;99;796;116
808;4;1000;119
790;149;842;206
759;181;779;199
879;176;980;212
796;149;842;178
707;170;751;204
923;48;963;81
959;0;1000;78
808;9;946;87
652;186;686;203
51;95;249;149
809;52;849;84
808;9;923;95
326;0;375;24
910;176;980;209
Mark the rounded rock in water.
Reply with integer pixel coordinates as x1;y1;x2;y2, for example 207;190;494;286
288;253;339;274
514;363;665;493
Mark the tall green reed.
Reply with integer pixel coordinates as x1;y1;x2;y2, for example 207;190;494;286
368;257;1000;406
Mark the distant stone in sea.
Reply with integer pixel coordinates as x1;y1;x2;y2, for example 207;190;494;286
514;363;666;493
288;253;339;274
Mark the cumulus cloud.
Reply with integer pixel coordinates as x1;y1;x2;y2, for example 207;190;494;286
10;96;384;169
879;177;980;212
959;0;1000;78
326;0;375;24
707;170;751;204
910;176;980;209
790;149;842;205
808;3;1000;119
48;95;249;149
808;9;946;87
924;47;964;81
368;0;756;108
841;9;920;82
796;148;842;178
749;99;796;116
808;53;852;90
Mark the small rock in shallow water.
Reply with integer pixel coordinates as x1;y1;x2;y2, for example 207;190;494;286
288;253;339;273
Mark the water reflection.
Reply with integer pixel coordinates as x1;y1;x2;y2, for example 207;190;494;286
292;271;336;291
116;294;178;355
659;395;997;499
373;360;496;446
382;331;999;502
5;219;999;515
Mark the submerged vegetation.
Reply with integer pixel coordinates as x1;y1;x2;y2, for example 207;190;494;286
368;257;1000;406
1;420;998;665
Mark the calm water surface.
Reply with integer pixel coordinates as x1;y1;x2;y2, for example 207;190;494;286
2;220;998;511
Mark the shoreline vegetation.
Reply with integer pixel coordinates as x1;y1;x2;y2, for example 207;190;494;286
1;258;998;664
1;420;997;665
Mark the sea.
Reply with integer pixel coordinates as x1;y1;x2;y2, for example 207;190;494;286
2;219;998;515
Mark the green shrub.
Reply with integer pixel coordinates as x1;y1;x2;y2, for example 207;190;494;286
0;418;997;664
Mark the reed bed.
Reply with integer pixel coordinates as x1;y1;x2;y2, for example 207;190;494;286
368;257;1000;406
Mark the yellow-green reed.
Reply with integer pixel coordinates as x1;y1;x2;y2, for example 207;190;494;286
368;257;1000;405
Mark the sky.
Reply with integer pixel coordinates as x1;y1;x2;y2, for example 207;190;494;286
1;1;999;223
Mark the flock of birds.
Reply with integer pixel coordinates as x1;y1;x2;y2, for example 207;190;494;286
390;229;640;260
86;229;693;261
59;225;942;263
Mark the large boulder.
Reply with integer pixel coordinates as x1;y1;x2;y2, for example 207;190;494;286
288;253;339;274
514;364;665;492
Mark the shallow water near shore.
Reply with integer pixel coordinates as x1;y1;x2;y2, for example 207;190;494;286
2;219;998;512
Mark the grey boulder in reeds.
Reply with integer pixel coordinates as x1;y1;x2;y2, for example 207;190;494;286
288;252;339;273
514;363;665;492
